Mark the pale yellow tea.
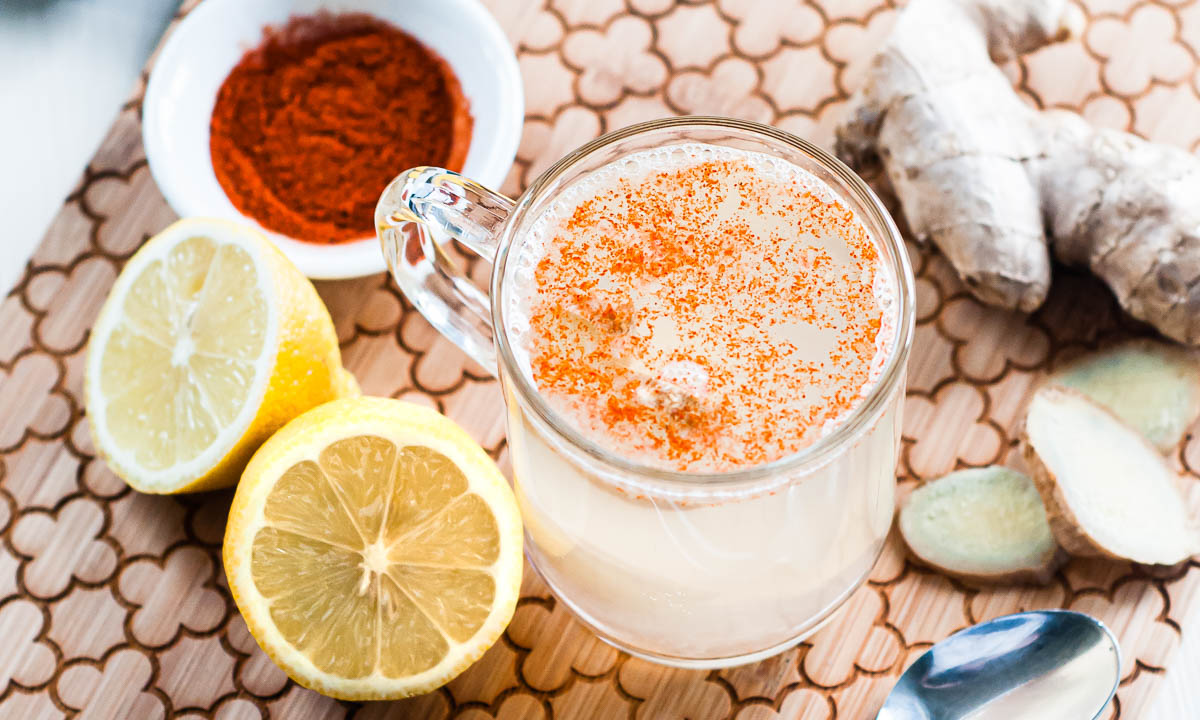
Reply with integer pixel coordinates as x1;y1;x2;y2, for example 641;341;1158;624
504;144;901;662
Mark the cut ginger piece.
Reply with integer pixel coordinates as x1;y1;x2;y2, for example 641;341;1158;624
1023;386;1200;565
898;467;1063;584
1049;339;1200;451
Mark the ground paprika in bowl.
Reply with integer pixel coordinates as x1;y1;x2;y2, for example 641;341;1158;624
142;0;521;279
209;12;473;246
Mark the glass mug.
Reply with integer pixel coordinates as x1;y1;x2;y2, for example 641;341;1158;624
376;117;914;668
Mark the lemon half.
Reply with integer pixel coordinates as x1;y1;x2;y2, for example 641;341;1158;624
84;217;354;493
223;397;523;700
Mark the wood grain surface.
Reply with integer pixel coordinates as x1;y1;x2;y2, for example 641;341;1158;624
3;0;1200;718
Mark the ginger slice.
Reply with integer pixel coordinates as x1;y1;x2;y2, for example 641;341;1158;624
1022;386;1200;565
898;467;1063;584
1049;340;1200;451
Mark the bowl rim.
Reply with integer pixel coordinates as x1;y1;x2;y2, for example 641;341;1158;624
142;0;523;280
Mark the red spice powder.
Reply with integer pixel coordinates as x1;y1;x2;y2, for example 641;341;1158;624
209;12;473;244
527;157;887;472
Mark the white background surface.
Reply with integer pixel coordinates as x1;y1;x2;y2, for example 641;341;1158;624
0;0;175;293
0;0;1196;716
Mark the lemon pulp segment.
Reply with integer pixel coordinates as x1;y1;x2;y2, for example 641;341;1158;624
85;217;353;493
251;438;500;678
224;397;522;700
99;236;267;471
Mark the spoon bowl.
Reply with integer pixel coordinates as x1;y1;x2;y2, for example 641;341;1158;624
878;610;1120;720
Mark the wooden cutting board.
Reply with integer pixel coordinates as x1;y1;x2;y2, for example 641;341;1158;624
3;0;1200;717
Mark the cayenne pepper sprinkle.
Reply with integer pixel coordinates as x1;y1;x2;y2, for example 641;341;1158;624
209;12;473;244
525;151;894;473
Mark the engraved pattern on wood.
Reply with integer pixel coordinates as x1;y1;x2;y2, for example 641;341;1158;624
1;0;1199;717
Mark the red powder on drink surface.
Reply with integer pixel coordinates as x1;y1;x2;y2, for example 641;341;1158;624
209;12;473;244
527;157;887;472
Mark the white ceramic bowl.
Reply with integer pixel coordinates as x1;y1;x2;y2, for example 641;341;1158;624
143;0;522;279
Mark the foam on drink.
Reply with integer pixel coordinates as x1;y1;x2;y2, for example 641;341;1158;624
508;143;895;473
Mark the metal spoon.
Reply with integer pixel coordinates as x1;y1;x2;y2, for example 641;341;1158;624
877;610;1120;720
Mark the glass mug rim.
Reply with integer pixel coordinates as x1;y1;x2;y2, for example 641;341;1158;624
488;116;915;487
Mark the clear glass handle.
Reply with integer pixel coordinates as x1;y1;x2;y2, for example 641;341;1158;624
376;167;515;374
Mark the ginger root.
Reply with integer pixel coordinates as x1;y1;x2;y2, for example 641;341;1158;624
898;466;1063;584
836;0;1200;344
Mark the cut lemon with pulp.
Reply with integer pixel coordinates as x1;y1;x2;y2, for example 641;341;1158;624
84;218;355;494
224;397;523;700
